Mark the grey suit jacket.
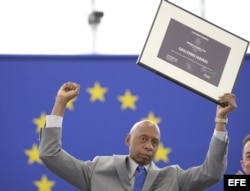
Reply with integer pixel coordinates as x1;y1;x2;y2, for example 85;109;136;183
39;127;228;191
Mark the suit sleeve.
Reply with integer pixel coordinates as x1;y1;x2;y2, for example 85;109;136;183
178;134;228;191
39;127;93;191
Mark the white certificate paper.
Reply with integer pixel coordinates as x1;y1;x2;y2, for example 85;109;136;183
137;0;249;105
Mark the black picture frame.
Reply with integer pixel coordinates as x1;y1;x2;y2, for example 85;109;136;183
137;0;249;105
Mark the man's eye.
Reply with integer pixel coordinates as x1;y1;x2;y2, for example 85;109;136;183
152;141;159;147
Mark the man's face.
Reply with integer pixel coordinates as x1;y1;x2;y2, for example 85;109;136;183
125;121;160;165
241;141;250;174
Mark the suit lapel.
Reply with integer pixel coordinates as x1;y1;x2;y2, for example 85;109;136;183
142;163;160;191
114;155;131;191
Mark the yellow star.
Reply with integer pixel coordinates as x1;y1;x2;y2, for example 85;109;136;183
118;90;139;110
66;97;77;110
33;112;46;133
142;112;162;125
34;174;55;191
24;143;42;165
87;82;108;102
154;142;171;163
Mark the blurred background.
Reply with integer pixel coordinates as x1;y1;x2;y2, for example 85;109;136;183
0;0;249;55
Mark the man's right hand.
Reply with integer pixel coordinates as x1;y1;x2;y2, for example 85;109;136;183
51;82;80;116
56;82;81;105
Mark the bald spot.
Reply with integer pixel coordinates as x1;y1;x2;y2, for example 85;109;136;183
129;120;161;138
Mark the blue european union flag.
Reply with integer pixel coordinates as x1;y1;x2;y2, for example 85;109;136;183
0;54;249;191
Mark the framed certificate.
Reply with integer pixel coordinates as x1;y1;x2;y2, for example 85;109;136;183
137;0;249;105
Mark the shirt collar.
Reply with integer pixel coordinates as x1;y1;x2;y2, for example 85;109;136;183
127;156;150;180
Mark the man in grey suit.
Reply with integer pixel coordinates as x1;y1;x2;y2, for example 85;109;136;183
39;82;237;191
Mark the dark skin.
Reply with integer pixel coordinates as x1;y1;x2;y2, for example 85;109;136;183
125;121;160;165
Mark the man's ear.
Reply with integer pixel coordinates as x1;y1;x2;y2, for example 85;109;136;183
125;134;130;146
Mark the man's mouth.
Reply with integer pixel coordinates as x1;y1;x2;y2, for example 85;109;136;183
140;154;151;160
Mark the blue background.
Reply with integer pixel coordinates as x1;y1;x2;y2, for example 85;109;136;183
0;54;249;191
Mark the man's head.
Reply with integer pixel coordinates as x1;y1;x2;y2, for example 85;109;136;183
125;120;160;165
240;135;250;175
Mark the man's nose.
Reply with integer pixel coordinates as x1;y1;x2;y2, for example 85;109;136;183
144;141;153;150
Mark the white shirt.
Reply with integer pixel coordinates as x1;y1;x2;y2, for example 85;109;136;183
127;157;150;186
